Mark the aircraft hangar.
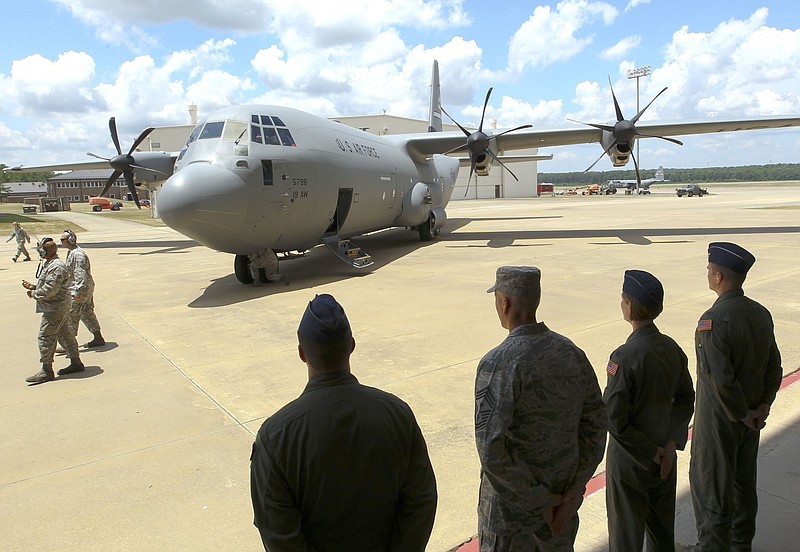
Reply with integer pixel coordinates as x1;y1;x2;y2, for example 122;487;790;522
141;107;548;200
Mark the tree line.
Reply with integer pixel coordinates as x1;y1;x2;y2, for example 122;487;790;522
539;163;800;186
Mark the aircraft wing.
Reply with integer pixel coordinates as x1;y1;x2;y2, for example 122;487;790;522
4;151;180;184
4;159;116;172
400;115;800;161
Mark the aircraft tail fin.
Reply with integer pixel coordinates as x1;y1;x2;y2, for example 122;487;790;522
655;165;665;180
428;60;442;132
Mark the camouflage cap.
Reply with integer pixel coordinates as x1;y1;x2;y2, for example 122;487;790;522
487;266;542;297
708;242;755;274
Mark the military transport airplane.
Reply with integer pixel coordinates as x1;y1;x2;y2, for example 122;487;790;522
8;61;800;285
606;166;668;194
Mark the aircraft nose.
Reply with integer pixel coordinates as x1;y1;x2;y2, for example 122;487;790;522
158;163;249;251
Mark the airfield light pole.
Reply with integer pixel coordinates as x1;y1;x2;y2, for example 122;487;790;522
627;65;651;172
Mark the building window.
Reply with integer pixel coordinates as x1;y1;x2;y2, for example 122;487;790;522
74;195;80;201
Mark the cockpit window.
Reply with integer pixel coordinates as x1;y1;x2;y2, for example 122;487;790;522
263;127;280;146
277;128;296;147
187;124;203;145
199;121;224;139
250;114;297;147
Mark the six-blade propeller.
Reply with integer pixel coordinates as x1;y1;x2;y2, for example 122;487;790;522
571;77;683;190
441;87;532;196
86;117;157;209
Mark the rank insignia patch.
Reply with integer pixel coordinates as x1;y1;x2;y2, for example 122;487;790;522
607;360;619;376
697;319;713;332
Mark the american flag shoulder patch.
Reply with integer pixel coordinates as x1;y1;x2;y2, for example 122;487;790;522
697;319;713;332
607;360;619;376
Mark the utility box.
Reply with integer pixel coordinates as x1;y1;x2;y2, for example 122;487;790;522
39;197;60;212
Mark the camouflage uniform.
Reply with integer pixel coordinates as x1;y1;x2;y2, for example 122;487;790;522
64;246;101;336
604;322;694;552
475;322;607;551
690;288;782;551
33;256;80;364
7;225;31;261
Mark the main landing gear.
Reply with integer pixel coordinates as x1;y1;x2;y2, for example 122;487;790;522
234;249;286;285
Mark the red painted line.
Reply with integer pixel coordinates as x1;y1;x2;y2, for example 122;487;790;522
455;368;800;551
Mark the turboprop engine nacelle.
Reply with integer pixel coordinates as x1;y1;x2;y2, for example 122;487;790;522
473;152;490;176
395;181;435;227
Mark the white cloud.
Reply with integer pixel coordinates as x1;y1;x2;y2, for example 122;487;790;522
600;35;641;60
508;0;619;73
624;0;652;13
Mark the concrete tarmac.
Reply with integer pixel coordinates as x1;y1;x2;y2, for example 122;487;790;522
1;185;798;551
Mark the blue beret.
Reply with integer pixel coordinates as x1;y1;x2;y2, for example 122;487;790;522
487;266;541;297
708;242;755;274
298;294;352;344
623;270;663;310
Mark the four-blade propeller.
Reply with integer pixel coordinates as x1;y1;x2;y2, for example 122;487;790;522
571;77;683;190
86;117;157;209
441;87;532;197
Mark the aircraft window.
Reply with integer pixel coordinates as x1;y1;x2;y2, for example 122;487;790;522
262;160;273;186
263;127;280;146
251;125;263;144
251;115;260;124
272;116;286;127
260;115;273;125
277;128;296;147
224;121;248;142
199;121;224;139
187;124;203;145
177;148;187;161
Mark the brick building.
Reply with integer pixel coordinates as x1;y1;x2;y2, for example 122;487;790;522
46;170;150;203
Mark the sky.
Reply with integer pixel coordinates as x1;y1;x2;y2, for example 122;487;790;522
2;0;800;173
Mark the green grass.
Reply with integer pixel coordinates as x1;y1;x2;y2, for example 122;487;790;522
0;200;166;238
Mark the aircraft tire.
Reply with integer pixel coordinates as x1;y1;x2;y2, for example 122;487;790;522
234;254;255;284
418;212;435;242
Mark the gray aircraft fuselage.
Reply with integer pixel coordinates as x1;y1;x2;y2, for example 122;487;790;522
157;104;458;255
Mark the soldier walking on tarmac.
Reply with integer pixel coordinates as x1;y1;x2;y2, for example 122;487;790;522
22;238;84;384
7;221;32;262
58;229;105;349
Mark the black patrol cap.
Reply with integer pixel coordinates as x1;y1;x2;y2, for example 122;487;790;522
298;294;352;344
708;242;755;275
623;270;663;310
487;266;541;297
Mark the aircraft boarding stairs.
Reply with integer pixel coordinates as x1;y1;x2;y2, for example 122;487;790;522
322;234;374;269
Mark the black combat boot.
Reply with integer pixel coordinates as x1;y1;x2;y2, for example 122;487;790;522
58;359;85;376
85;331;105;348
26;364;55;384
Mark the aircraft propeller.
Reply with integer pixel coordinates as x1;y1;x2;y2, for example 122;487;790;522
441;87;532;197
87;117;159;208
572;77;683;189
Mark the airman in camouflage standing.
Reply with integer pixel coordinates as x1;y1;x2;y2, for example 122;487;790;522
22;238;84;384
475;266;607;551
7;221;32;262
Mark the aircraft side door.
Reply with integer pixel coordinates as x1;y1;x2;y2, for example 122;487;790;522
325;188;353;235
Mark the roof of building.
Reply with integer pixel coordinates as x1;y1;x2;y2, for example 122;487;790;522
3;181;48;193
48;170;123;181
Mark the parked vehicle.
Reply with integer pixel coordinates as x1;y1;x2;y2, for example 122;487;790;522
89;197;123;211
582;184;601;195
675;184;708;197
